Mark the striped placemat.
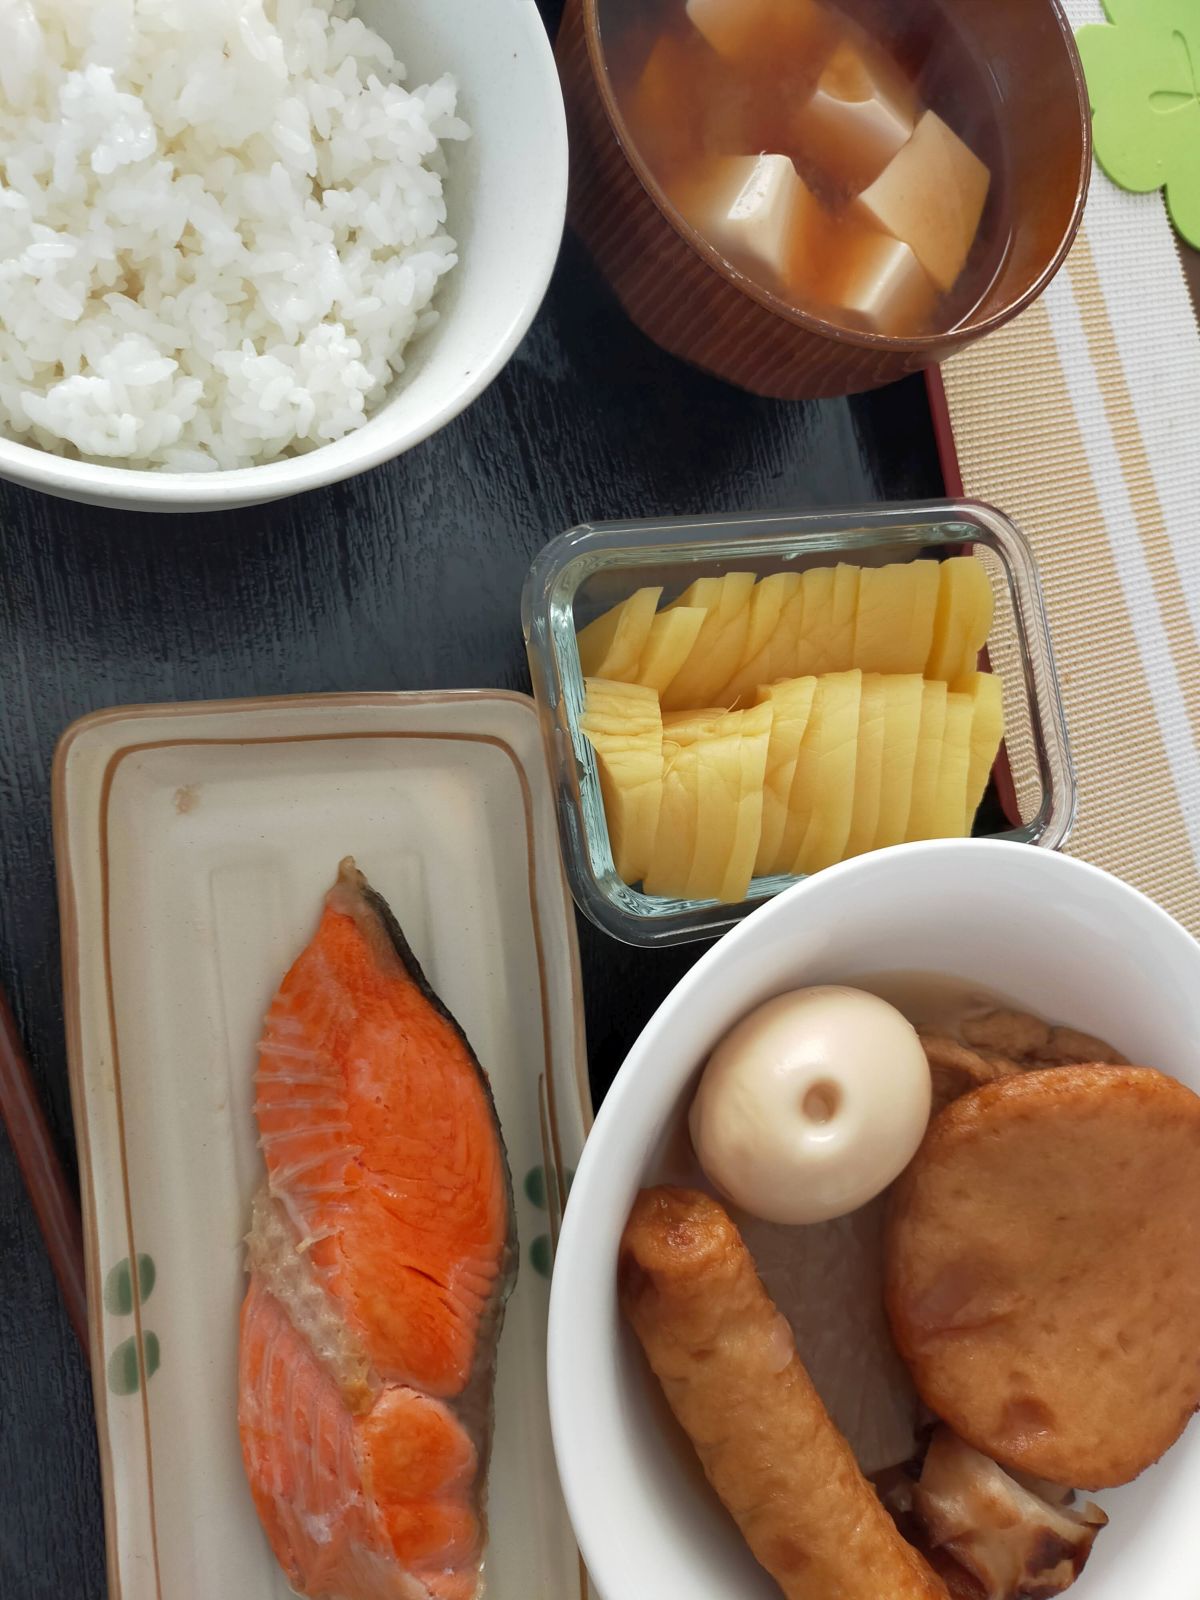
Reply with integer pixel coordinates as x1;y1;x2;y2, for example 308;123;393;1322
938;0;1200;938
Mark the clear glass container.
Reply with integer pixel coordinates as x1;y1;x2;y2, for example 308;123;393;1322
522;500;1075;946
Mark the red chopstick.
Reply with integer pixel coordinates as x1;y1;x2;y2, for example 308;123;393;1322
0;985;88;1346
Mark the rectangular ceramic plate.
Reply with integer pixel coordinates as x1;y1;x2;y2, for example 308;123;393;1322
53;691;592;1600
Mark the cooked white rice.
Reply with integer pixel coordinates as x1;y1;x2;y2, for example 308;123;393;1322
0;0;468;471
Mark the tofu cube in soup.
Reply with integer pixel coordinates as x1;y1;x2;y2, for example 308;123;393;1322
795;38;917;194
822;226;936;336
685;0;825;62
676;154;825;285
856;110;991;292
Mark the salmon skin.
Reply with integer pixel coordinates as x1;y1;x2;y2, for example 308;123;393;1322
239;859;517;1600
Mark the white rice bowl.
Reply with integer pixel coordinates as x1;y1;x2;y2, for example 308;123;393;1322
0;0;470;471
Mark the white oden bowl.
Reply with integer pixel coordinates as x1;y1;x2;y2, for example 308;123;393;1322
0;0;566;512
548;841;1200;1600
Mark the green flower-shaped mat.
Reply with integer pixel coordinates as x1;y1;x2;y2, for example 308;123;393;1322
1077;0;1200;247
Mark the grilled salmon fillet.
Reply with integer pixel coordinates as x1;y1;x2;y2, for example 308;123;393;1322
239;859;516;1600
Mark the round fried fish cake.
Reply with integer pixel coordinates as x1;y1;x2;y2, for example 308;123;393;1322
885;1065;1200;1489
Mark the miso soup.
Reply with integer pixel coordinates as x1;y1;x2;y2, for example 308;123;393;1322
605;0;1012;338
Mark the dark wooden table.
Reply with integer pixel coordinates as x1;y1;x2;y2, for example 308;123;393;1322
0;12;942;1595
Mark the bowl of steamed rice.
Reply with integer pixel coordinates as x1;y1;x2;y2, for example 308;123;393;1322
0;0;567;511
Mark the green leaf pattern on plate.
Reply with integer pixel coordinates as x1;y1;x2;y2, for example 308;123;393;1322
523;1164;576;1279
103;1254;160;1393
108;1331;161;1396
529;1235;553;1280
103;1253;156;1315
